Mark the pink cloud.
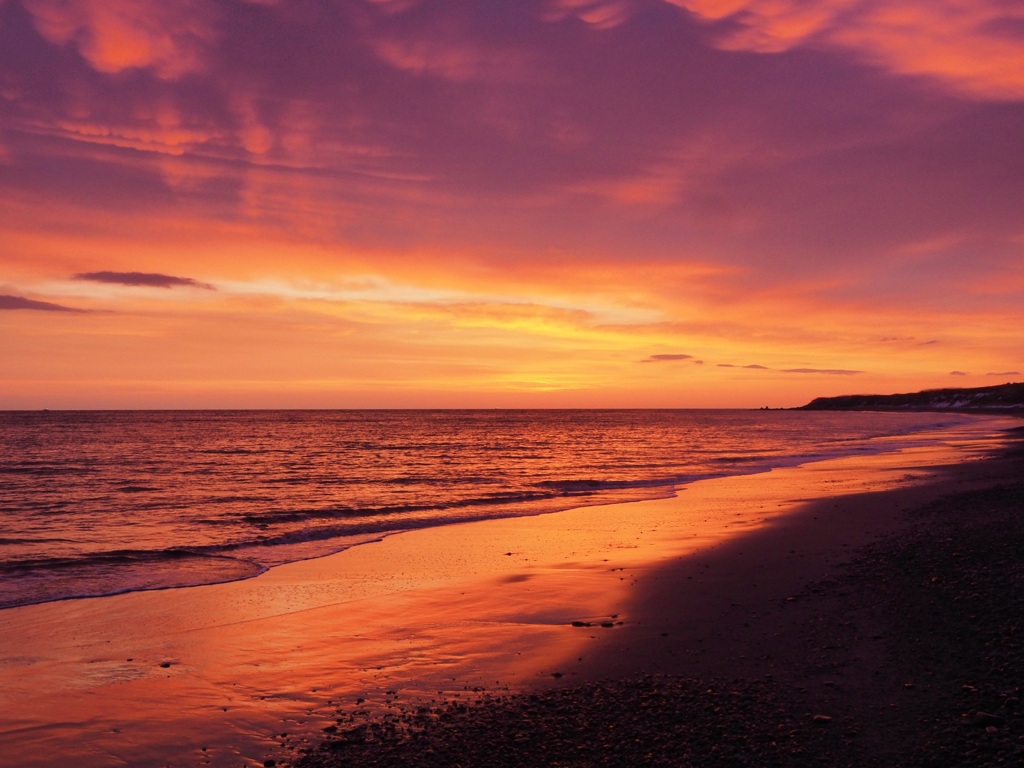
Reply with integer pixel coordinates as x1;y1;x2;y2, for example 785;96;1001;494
23;0;219;79
542;0;636;30
669;0;1024;99
370;33;536;83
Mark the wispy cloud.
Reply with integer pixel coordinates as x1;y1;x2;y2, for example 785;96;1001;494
74;272;215;290
987;371;1019;376
0;295;89;313
22;0;217;80
950;371;969;376
641;353;694;363
880;337;939;346
783;368;864;376
672;0;1024;98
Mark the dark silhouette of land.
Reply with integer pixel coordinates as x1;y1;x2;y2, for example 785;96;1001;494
800;381;1024;412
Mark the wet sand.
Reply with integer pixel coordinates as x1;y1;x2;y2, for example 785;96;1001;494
0;421;1019;767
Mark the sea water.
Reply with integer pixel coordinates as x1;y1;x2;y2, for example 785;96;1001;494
0;409;993;610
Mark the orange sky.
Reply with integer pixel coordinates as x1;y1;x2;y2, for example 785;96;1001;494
2;0;1022;408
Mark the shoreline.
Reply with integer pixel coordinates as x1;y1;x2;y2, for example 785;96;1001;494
581;429;1024;682
1;423;1019;766
0;410;994;613
298;427;1024;767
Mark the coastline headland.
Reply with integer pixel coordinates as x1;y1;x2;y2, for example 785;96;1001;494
799;381;1024;413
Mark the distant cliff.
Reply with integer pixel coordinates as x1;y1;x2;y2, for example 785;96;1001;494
800;382;1024;411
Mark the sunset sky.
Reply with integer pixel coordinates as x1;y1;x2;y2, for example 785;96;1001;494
2;0;1022;409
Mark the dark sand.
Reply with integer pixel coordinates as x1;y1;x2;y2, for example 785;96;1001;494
298;429;1024;767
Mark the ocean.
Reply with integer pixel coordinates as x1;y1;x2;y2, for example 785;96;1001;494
0;409;991;611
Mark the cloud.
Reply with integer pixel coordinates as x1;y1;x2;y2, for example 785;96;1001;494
45;118;222;158
23;0;218;79
0;294;88;312
783;368;864;375
642;353;694;363
669;0;1024;99
744;364;769;369
73;271;215;290
542;0;636;30
370;30;536;83
880;337;942;348
949;370;969;376
987;371;1019;376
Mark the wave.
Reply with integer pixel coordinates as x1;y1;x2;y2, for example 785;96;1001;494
0;463;100;475
229;477;693;528
194;447;282;455
0;547;259;575
0;549;267;611
707;455;769;464
0;536;77;545
533;476;695;493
